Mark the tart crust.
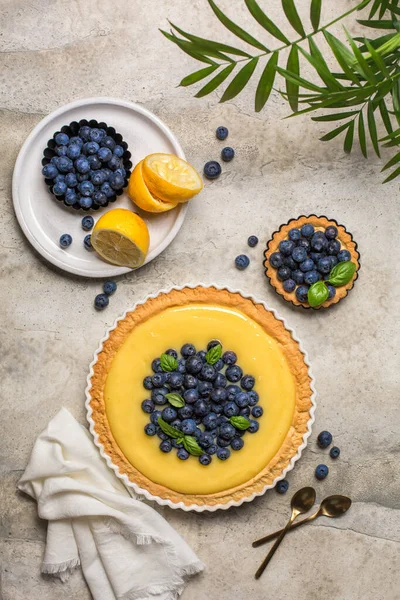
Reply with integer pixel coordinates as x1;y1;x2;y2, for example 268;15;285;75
88;286;314;508
264;215;360;310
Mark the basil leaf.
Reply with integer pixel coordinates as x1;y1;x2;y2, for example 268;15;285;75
176;436;185;445
328;261;357;287
160;353;178;372
307;281;329;307
230;416;250;430
157;418;181;439
206;344;222;365
165;393;185;408
183;435;203;456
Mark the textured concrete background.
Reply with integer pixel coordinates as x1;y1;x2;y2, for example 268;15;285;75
1;1;399;598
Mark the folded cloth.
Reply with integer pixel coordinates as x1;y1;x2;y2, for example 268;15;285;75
18;408;204;600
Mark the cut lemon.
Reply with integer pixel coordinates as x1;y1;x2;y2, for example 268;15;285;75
128;160;178;213
91;209;150;269
142;153;203;203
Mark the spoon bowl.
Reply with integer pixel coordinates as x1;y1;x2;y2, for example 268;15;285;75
320;495;352;517
291;486;316;515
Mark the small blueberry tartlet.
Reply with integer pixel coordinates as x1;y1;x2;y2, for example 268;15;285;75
264;215;360;309
41;119;132;211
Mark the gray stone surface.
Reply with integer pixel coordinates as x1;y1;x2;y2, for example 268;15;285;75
1;1;399;599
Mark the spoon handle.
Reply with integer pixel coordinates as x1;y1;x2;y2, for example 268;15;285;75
252;511;318;547
254;512;297;579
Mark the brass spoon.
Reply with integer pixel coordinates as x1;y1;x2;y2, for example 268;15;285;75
252;495;352;548
254;487;316;579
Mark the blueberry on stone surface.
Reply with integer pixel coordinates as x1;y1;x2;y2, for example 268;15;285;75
327;284;336;300
141;399;155;414
248;420;260;433
300;258;315;272
177;448;190;460
144;423;157;436
283;279;296;293
181;418;197;435
292;269;304;285
277;266;291;281
246;235;259;248
325;225;338;240
226;365;243;383
301;223;315;238
288;228;301;241
204;160;222;180
317;430;333;448
222;350;237;365
103;280;117;296
269;252;284;268
216;126;229;140
296;285;309;303
315;464;329;480
317;257;332;274
276;479;289;494
330;446;340;459
55;132;69;145
279;240;295;256
183;388;199;404
221;146;235;161
42;163;59;179
231;437;244;451
59;233;72;248
337;249;351;262
235;254;250;270
304;270;320;286
217;447;230;460
94;293;109;310
186;356;203;375
252;405;263;418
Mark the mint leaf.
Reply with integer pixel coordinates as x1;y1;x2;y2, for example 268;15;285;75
230;416;250;430
205;343;222;365
160;353;178;372
307;281;329;307
157;417;181;439
165;392;185;408
183;435;203;456
328;261;356;287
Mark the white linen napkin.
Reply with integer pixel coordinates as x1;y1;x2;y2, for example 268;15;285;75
18;407;204;600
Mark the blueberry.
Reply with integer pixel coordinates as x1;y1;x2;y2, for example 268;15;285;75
210;387;227;403
194;399;209;417
216;126;229;140
89;128;105;143
317;257;332;275
177;448;190;460
193;427;202;440
236;392;250;408
277;266;291;281
239;407;250;417
337;250;351;262
83;234;92;250
211;402;224;415
311;235;328;253
235;254;250;270
113;145;124;157
330;446;340;459
152;373;166;388
70;136;84;147
200;364;217;382
304;270;320;286
144;423;157;436
222;351;237;366
77;173;90;183
66;144;81;160
55;145;68;156
283;279;296;293
247;235;259;247
214;373;227;388
329;256;338;269
297;238;310;251
108;155;121;171
186;356;203;375
83;141;99;155
199;454;212;465
93;192;108;206
206;444;218;455
79;126;91;140
327;240;341;255
150;410;162;425
204;160;222;180
317;430;333;448
288;228;301;241
203;412;218;430
53;181;67;195
103;280;117;295
295;285;309;303
75;157;90;174
292;269;304;285
143;376;153;390
224;402;240;417
82;216;94;231
181;418;197;435
101;136;116;150
241;374;255;390
42;163;59;179
292;246;307;263
110;172;125;190
80;196;93;210
315;464;329;480
161;407;178;422
284;256;297;271
78;181;94;197
51;157;60;167
88;155;102;170
55;132;69;145
276;479;289;494
169;372;184;389
152;386;169;405
160;440;172;453
59;233;72;248
327;284;336;300
178;405;194;419
90;171;105;186
325;225;338;240
226;365;243;383
100;182;114;199
152;358;162;373
301;223;315;238
198;432;214;448
198;380;213;397
300;259;315;272
183;389;198;404
94;293;109;310
181;343;196;358
269;252;284;268
183;374;198;389
247;390;259;406
157;429;169;441
219;423;236;440
221;146;235;162
252;405;263;418
231;437;244;451
177;358;186;374
279;240;295;256
197;351;207;363
141;399;155;413
217;447;230;460
248;420;259;433
64;189;77;206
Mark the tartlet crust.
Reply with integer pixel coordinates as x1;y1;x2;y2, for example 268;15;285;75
88;286;314;508
264;215;360;310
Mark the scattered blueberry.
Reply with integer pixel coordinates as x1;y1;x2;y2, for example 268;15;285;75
204;161;222;180
94;293;109;310
276;479;289;494
141;399;155;414
222;351;237;365
103;280;117;295
315;464;329;480
84;234;93;250
59;233;72;248
248;420;260;433
221;146;235;161
144;423;157;436
199;454;212;465
330;446;340;459
81;215;94;231
251;405;263;418
216;126;228;140
317;431;333;448
235;254;250;270
231;437;244;451
248;235;259;247
160;440;172;453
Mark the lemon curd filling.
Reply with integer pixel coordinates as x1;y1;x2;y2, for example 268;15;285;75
104;303;296;495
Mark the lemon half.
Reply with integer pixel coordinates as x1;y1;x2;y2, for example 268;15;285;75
128;160;178;213
142;153;203;203
91;209;150;269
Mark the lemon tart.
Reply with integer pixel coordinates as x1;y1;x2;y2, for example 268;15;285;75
87;286;315;510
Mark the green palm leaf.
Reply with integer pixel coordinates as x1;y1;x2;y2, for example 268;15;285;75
364;38;390;76
369;0;384;18
344;28;377;84
357;19;396;28
195;64;236;98
282;0;306;37
310;0;322;31
160;30;217;64
220;57;259;102
379;0;390;17
244;0;290;44
367;101;381;156
255;52;278;112
344;119;355;153
169;22;252;58
179;65;219;87
207;0;270;52
323;31;361;86
379;99;394;132
358;111;368;157
382;163;400;181
319;122;351;141
286;45;300;112
276;67;325;93
300;39;343;91
381;150;400;170
312;111;359;122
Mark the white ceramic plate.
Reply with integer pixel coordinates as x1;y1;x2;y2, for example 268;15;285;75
12;97;188;278
85;284;317;512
